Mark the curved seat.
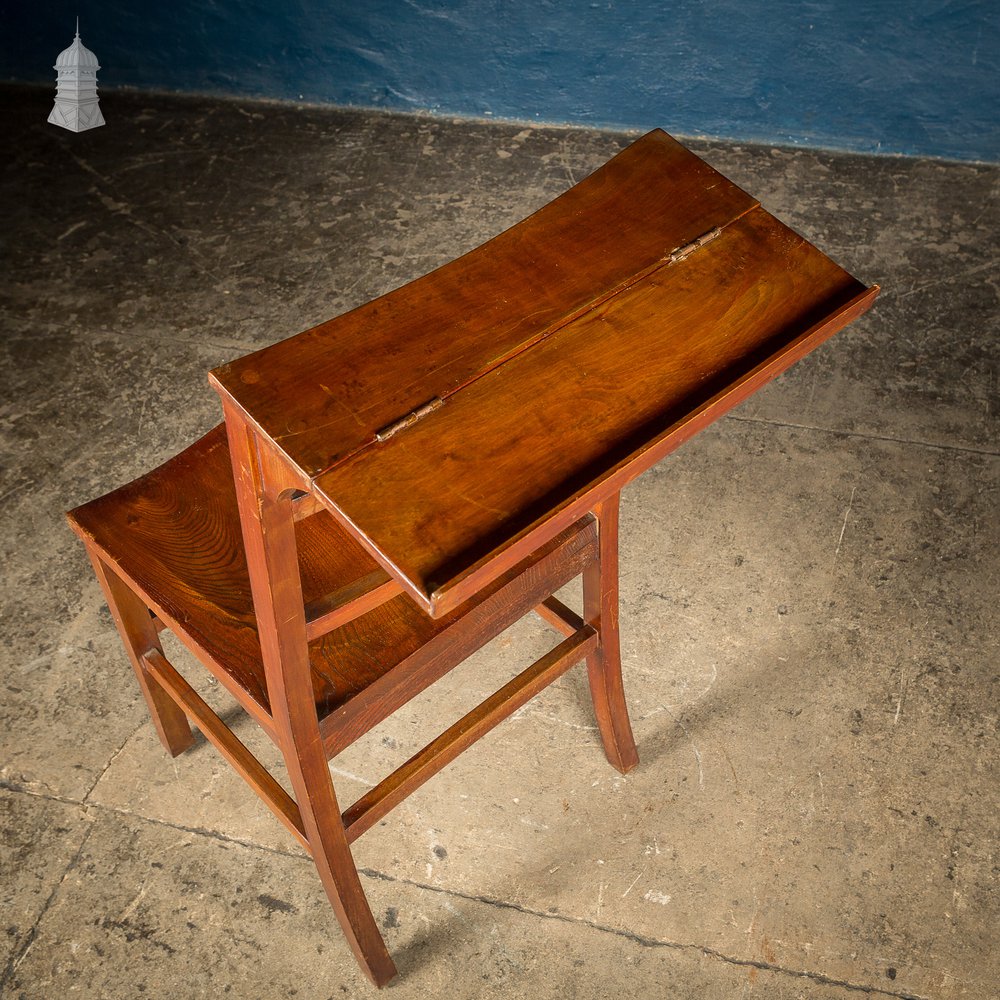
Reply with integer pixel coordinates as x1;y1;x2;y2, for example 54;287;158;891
68;424;531;723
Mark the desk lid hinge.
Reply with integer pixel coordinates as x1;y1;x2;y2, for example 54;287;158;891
375;396;445;442
668;226;722;264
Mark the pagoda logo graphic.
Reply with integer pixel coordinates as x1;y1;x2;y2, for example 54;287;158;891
49;19;105;132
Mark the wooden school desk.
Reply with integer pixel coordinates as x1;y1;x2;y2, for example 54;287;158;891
71;128;877;986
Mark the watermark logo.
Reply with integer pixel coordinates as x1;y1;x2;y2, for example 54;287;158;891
48;18;106;132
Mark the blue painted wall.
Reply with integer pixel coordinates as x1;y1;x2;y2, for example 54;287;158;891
4;1;998;161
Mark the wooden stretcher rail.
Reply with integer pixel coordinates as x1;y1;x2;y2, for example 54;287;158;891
143;649;310;852
535;596;584;637
304;572;403;640
341;625;598;843
317;515;600;758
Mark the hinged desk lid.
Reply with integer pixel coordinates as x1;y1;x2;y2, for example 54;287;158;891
211;130;878;618
210;129;758;477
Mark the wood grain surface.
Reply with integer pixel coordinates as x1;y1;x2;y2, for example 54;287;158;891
312;207;875;613
68;426;600;727
210;129;757;478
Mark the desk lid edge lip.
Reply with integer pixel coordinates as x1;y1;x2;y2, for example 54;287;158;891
355;280;879;618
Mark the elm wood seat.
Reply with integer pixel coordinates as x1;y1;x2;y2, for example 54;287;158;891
69;423;594;727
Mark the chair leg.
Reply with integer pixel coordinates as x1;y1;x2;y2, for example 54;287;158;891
583;493;639;774
87;549;195;757
221;410;398;988
286;741;399;988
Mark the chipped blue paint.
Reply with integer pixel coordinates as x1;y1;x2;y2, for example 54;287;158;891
6;1;999;161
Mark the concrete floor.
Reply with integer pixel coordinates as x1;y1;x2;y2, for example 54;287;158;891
1;84;997;999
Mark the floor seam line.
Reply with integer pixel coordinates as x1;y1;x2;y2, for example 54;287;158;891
0;781;934;999
359;868;930;1000
78;324;262;356
0;822;96;992
726;414;1000;457
81;718;148;805
0;781;310;861
0;779;86;809
90;799;311;861
1;316;264;356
